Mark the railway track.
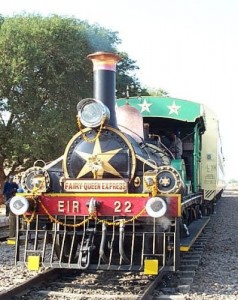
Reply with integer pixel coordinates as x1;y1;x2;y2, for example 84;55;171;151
0;216;212;299
3;194;229;299
0;241;208;300
0;223;210;300
0;268;156;299
150;191;237;299
1;191;236;299
152;229;210;299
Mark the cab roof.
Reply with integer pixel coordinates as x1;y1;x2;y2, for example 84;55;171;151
116;96;205;123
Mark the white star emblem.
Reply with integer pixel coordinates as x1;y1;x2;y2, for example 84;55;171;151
159;176;171;187
138;99;152;113
168;101;181;115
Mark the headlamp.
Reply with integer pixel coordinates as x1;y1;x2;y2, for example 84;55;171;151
145;197;167;218
9;195;29;215
77;98;110;128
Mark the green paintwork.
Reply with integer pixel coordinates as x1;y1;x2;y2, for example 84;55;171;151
116;96;203;122
171;159;187;181
116;96;206;194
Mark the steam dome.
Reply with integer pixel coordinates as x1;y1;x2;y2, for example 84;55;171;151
116;103;144;142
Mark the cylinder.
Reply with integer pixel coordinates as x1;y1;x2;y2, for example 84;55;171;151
87;52;121;128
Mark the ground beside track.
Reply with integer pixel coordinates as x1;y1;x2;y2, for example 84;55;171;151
187;189;238;299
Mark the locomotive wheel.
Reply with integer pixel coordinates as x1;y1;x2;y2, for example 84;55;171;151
54;225;79;263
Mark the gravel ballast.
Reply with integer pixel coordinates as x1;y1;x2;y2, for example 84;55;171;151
187;190;238;299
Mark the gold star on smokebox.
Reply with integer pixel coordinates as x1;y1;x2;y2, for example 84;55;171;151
75;137;123;178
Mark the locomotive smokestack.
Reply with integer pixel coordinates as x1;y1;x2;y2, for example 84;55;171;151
87;52;121;128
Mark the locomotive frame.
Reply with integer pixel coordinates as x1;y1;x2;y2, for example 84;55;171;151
10;52;225;275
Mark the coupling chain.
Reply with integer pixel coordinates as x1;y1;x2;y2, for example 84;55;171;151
24;195;146;227
22;184;148;227
76;116;105;143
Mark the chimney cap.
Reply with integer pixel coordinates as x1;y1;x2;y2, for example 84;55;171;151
87;51;121;63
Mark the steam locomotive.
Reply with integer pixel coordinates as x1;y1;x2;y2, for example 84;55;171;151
10;52;225;274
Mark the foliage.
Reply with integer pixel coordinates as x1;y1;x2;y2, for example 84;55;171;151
146;88;169;97
116;52;144;98
0;14;144;181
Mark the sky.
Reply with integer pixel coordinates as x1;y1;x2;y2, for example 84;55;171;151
0;0;237;180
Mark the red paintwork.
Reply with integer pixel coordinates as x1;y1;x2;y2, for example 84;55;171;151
33;194;181;217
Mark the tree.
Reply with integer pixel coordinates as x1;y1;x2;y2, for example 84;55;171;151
116;52;144;98
0;14;142;192
146;88;169;97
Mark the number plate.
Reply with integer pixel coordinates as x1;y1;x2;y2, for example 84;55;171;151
36;194;181;217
